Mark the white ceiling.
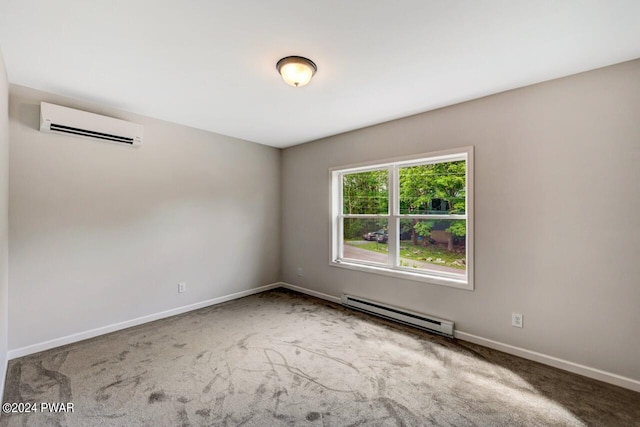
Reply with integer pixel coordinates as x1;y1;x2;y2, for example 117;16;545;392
1;1;639;148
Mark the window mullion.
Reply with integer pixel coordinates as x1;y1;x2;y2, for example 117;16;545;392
388;165;399;267
336;172;344;261
398;214;467;220
342;214;389;218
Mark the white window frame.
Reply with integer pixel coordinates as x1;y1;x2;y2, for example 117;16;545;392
330;146;474;290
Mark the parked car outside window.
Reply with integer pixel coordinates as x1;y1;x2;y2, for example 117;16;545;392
363;229;385;241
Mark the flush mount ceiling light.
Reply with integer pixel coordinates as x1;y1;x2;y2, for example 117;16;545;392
276;56;317;87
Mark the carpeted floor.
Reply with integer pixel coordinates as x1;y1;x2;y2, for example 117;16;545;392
1;288;639;426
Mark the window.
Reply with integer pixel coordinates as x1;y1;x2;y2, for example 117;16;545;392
330;147;473;290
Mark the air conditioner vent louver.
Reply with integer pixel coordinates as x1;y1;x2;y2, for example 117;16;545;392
40;102;143;147
49;124;135;144
341;294;454;337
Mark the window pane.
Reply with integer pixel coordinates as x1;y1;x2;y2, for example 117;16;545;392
343;218;389;265
399;161;466;215
343;170;389;214
398;219;466;274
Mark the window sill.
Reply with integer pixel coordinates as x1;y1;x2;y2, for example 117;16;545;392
330;259;473;290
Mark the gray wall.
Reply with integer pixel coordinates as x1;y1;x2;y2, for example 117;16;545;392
8;85;281;350
281;59;640;381
0;49;9;396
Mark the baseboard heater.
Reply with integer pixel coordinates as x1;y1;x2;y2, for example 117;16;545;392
341;294;454;337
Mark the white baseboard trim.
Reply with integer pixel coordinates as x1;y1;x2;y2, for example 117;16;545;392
279;282;342;303
7;282;282;360
454;331;640;393
278;282;640;393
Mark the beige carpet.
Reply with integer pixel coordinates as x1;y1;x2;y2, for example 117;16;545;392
1;288;639;426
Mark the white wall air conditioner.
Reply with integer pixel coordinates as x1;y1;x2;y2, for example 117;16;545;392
40;102;143;147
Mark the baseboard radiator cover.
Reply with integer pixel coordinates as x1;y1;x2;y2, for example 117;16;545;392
341;294;454;337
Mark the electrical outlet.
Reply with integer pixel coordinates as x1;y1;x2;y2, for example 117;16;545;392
512;312;523;328
297;267;303;277
178;282;186;293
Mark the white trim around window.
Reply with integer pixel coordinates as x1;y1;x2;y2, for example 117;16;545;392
329;146;474;290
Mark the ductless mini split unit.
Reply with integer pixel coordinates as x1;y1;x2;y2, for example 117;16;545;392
40;102;143;147
341;294;454;337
